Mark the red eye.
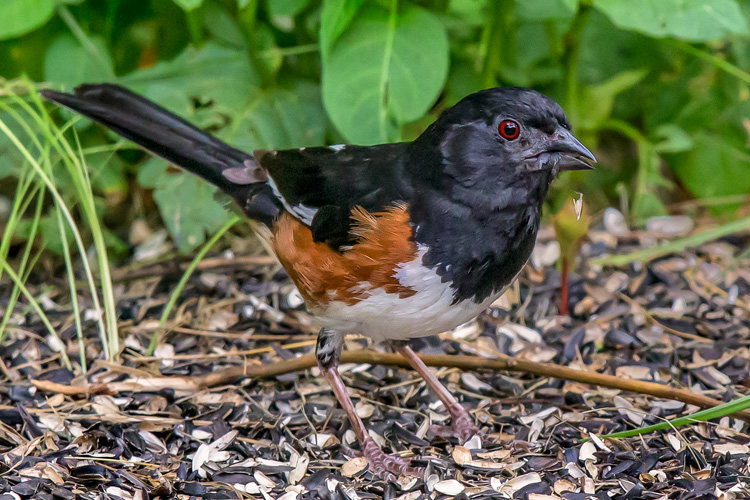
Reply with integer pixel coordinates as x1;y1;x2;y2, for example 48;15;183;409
498;120;520;140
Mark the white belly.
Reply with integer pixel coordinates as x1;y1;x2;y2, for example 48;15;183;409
312;247;505;342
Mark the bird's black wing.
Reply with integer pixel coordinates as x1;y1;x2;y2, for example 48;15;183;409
254;143;413;248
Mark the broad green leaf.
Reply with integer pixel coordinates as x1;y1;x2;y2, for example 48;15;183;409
204;3;247;48
322;4;449;144
592;0;748;41
231;80;326;150
577;69;647;131
579;10;661;86
447;0;488;26
267;0;310;18
320;0;364;59
653;124;693;153
516;0;577;20
172;0;203;11
120;42;260;119
154;173;231;253
137;158;231;253
43;35;114;87
86;151;127;197
0;0;55;40
668;133;750;214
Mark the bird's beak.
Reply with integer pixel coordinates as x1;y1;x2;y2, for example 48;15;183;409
546;128;597;171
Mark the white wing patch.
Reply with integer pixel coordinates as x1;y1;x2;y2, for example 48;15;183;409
267;176;318;226
329;144;346;151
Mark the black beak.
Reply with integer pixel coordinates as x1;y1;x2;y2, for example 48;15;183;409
548;129;597;171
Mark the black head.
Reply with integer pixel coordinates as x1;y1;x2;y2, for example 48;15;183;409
407;87;596;304
410;87;595;191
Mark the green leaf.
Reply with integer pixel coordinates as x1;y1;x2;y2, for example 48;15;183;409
592;0;749;41
86;151;127;196
231;80;326;150
44;35;114;87
669;133;750;213
266;0;310;18
578;69;647;131
320;0;364;60
516;0;577;20
172;0;203;11
138;159;230;253
322;3;449;144
653;124;693;153
0;0;55;40
119;42;260;118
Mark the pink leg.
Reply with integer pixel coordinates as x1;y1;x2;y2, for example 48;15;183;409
317;330;422;479
394;342;481;442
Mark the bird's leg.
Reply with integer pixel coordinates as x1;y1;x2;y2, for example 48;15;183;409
391;341;481;443
316;329;422;479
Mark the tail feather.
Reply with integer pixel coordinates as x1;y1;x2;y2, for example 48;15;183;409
42;84;278;224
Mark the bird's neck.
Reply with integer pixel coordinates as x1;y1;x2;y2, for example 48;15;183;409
409;173;552;304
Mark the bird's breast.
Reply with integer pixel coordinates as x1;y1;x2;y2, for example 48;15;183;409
270;205;502;340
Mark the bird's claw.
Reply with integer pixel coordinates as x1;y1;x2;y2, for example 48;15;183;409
361;438;423;480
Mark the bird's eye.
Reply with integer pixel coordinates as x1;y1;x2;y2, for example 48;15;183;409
498;120;520;140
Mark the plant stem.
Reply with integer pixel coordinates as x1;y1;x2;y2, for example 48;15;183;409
668;39;750;85
560;256;570;316
562;5;589;126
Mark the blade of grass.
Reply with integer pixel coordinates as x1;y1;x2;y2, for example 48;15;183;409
148;215;241;355
0;172;38;281
55;205;86;372
0;184;46;344
0;260;72;369
591;216;750;267
10;84;120;359
600;393;750;440
29;88;121;360
0;103;111;358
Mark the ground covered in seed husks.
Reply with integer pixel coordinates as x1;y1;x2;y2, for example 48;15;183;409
1;213;750;500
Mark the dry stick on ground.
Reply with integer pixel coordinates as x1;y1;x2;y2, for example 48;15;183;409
197;352;750;422
32;351;750;423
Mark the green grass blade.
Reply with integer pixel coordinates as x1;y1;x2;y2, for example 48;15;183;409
148;215;241;355
591;216;750;267
27;88;120;359
55;205;86;372
0;185;45;344
0;103;112;358
601;393;750;440
0;260;72;370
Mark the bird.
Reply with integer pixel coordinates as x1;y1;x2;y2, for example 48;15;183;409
42;83;595;478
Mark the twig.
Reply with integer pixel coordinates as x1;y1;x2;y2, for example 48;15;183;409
32;351;750;423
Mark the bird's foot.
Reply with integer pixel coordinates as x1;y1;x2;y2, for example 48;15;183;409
361;437;423;480
429;403;486;444
448;402;483;443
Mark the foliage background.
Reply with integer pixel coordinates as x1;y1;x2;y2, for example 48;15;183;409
1;0;750;258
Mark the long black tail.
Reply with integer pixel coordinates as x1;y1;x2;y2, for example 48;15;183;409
42;84;278;224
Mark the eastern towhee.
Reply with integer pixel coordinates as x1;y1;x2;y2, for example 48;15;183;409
43;84;595;478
